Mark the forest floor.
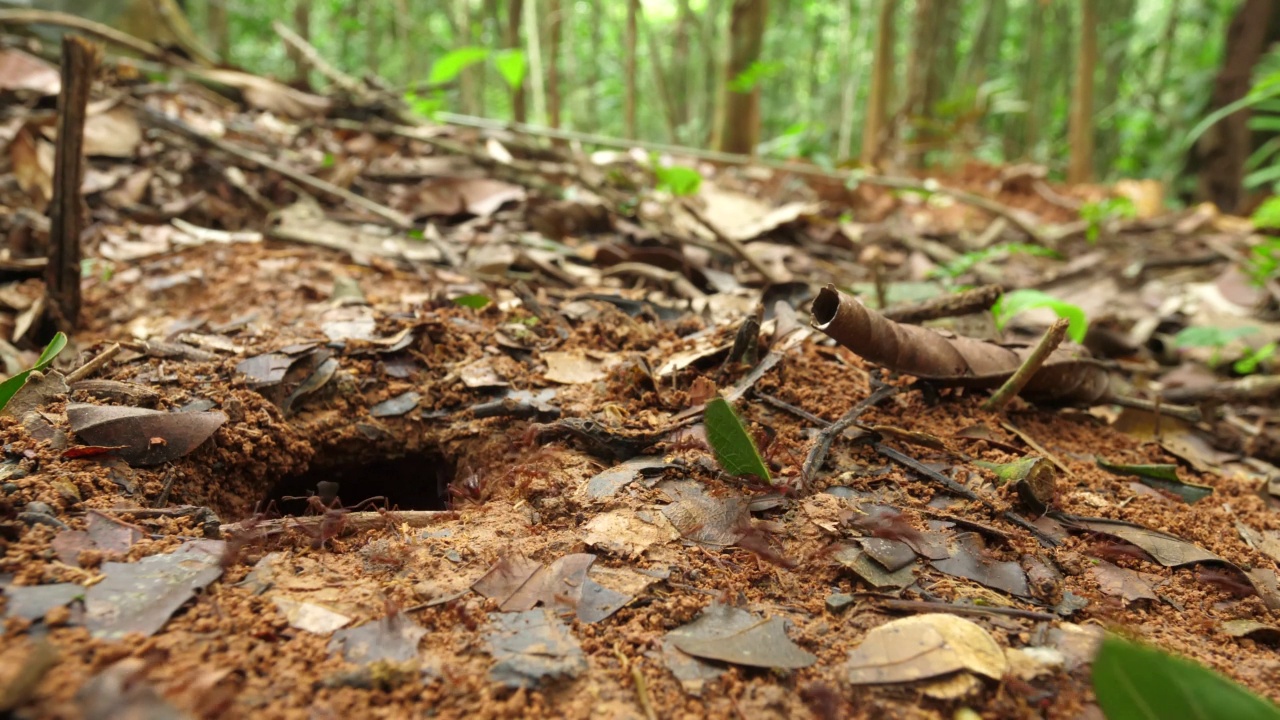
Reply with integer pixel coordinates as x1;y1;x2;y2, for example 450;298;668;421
2;42;1280;720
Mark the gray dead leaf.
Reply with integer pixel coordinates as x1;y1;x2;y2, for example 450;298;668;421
235;352;299;389
1236;522;1280;566
1220;619;1280;641
832;545;917;589
1059;516;1224;567
51;511;144;565
473;553;638;623
84;539;224;640
370;391;421;418
1243;568;1280;611
659;479;749;547
930;533;1030;598
67;403;227;467
667;603;816;670
76;658;192;720
4;583;83;620
586;456;676;499
1090;560;1158;603
485;609;586;689
328;612;428;664
281;357;339;414
4;370;68;416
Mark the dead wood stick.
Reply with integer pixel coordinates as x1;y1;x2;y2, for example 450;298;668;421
65;342;120;384
126;100;414;229
872;598;1058;621
799;384;897;487
0;9;179;64
433;112;1050;244
680;199;784;285
271;20;366;98
982;318;1070;412
220;510;450;537
45;35;98;331
875;444;1059;547
881;285;1003;325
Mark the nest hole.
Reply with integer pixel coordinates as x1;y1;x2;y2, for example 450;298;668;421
259;449;452;518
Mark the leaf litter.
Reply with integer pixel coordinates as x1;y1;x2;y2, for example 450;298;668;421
2;24;1280;720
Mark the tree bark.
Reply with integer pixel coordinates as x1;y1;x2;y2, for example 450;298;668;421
1195;0;1278;211
702;0;724;146
287;0;311;86
506;0;527;122
523;0;546;124
624;0;639;138
713;0;767;154
364;2;380;76
546;0;562;128
1067;0;1097;183
47;36;98;331
860;0;896;166
640;6;680;143
1018;0;1044;159
206;0;229;62
584;0;602;130
837;0;874;161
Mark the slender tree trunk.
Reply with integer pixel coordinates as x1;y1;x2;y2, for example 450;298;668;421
861;0;896;166
457;0;479;115
837;0;873;161
207;0;229;62
1196;0;1279;211
524;0;546;124
287;0;311;86
506;0;527;122
1019;0;1045;159
640;7;680;143
395;0;414;82
713;0;767;154
1093;0;1135;177
624;0;639;138
803;6;824;127
546;0;563;128
671;0;693;130
1068;0;1097;183
703;0;724;145
364;3;380;76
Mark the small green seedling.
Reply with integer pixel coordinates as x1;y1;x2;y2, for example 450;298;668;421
1172;326;1261;370
1234;342;1276;374
930;243;1060;283
1079;197;1137;244
991;289;1088;343
651;158;702;197
1092;633;1280;720
0;332;68;413
452;294;491;310
703;397;771;485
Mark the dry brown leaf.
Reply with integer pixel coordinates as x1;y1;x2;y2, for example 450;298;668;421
845;614;1007;684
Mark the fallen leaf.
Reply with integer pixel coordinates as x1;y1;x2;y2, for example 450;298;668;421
845;614;1008;684
930;533;1031;598
67;404;227;467
1058;515;1224;567
84;539;224;640
328;613;427;664
1091;560;1159;603
485;609;586;689
667;603;815;670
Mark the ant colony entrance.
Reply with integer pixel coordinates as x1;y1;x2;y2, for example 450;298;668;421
258;449;454;520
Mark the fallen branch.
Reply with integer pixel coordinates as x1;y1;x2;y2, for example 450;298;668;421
0;9;186;65
681;199;784;285
800;384;897;487
127;100;414;228
881;284;1003;324
220;510;450;537
982;318;1069;411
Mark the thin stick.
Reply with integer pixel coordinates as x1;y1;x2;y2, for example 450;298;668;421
220;510;449;537
680;199;783;284
982;318;1069;412
0;9;177;63
882;285;1003;324
127;100;414;229
271;20;367;99
753;391;830;427
66;343;120;384
45;35;98;331
800;384;897;486
874;598;1057;621
1107;394;1202;424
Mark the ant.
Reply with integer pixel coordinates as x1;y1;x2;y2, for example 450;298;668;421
280;482;388;551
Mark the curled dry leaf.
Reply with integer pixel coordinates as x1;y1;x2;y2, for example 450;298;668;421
810;285;1113;405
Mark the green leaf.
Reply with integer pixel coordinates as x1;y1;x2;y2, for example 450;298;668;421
1243;164;1280;190
0;332;68;413
653;164;702;196
1234;342;1277;375
1251;197;1280;229
1096;457;1212;504
990;290;1088;343
428;47;490;85
493;49;527;90
703;397;771;485
1092;633;1280;720
1173;326;1257;349
452;293;491;309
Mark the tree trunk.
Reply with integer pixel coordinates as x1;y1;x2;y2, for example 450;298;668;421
671;0;693;130
1092;0;1135;177
624;0;638;138
640;6;680;143
1018;0;1044;159
837;0;873;161
546;0;563;128
860;0;896;167
1068;0;1097;183
1196;0;1278;211
287;0;311;86
702;0;724;145
506;0;527;122
523;0;546;124
457;0;479;115
364;3;380;76
207;0;229;62
713;0;767;154
394;0;414;83
584;0;601;130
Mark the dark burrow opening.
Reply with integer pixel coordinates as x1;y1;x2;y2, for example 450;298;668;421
259;449;453;518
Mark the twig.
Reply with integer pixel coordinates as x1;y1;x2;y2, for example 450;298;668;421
800;384;897;487
126;99;414;228
881;285;1003;324
1107;394;1202;424
0;9;183;64
601;262;707;300
66;343;120;384
271;20;366;98
680;199;783;285
873;597;1057;621
433;111;1050;244
982;318;1069;412
220;510;449;537
45;35;98;331
753;391;830;427
876;443;1059;547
